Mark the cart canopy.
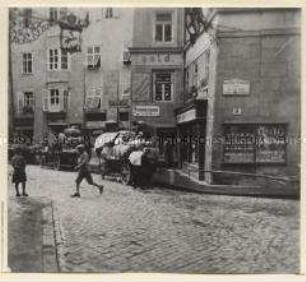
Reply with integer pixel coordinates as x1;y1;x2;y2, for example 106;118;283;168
94;132;119;151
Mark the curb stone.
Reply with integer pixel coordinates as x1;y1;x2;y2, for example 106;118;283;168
42;202;58;272
51;202;67;272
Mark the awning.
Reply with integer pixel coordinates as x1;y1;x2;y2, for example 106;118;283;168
14;125;34;130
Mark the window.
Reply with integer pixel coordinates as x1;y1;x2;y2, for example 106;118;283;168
23;53;33;74
48;49;69;70
87;46;101;70
85;88;102;110
154;72;172;102
155;12;172;43
43;87;69;112
23;9;32;28
105;8;113;18
61;49;68;69
50;89;60;106
49;8;58;22
119;112;129;122
104;8;119;19
24;92;34;113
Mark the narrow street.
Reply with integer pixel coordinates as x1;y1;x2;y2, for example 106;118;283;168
8;165;299;273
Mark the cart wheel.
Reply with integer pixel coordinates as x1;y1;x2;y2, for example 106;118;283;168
121;162;132;185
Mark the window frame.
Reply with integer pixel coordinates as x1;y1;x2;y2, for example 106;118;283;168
154;12;173;43
86;46;102;70
48;48;70;71
23;92;34;113
22;52;33;74
153;72;173;102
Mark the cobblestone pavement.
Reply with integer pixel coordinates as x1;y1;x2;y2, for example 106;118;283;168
8;165;299;273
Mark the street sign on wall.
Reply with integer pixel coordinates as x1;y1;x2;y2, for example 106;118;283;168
133;106;160;117
223;79;250;95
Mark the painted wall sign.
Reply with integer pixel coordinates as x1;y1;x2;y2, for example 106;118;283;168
133;106;160;117
223;79;250;95
177;108;196;124
134;53;183;66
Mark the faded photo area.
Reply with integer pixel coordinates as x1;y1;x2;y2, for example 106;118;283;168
7;7;300;273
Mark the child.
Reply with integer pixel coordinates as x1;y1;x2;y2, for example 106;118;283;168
12;147;28;197
71;144;104;198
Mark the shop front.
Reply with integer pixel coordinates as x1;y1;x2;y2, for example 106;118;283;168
175;99;207;180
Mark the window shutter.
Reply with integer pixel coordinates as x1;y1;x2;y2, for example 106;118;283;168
17;92;24;114
60;89;65;111
42;89;49;112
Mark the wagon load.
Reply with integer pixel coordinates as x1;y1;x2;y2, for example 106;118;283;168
94;130;158;185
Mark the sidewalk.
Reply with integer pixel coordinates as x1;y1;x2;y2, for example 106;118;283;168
8;197;59;272
151;169;300;199
89;155;299;199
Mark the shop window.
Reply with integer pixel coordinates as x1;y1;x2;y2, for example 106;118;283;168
23;53;33;74
154;72;172;102
87;46;101;70
119;112;129;121
155;12;172;43
223;124;287;165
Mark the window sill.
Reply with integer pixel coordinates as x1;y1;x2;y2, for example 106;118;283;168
22;73;34;75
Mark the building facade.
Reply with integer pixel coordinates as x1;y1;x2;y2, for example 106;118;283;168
178;8;301;184
129;8;185;157
10;7;134;145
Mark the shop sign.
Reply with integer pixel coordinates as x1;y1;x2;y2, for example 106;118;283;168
133;106;160;117
108;99;129;107
177;109;196;124
223;124;286;164
223;79;250;95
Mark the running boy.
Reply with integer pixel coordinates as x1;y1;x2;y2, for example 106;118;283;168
71;144;104;198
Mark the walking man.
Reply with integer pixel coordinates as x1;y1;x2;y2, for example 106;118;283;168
71;144;104;198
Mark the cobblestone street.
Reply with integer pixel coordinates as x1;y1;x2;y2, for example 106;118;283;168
8;165;299;273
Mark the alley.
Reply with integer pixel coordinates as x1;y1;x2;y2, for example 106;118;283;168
8;165;299;273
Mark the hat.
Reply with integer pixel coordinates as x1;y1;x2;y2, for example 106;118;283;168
76;144;85;151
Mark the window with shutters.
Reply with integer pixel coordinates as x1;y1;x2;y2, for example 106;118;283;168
154;12;172;43
154;72;173;102
48;49;69;70
23;53;33;74
85;88;102;110
87;46;101;70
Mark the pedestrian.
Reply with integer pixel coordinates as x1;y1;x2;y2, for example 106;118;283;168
71;144;104;198
12;147;28;197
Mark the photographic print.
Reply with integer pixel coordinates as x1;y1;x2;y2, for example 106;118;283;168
5;5;301;274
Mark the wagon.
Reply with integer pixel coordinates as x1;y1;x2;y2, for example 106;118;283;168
94;130;158;185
